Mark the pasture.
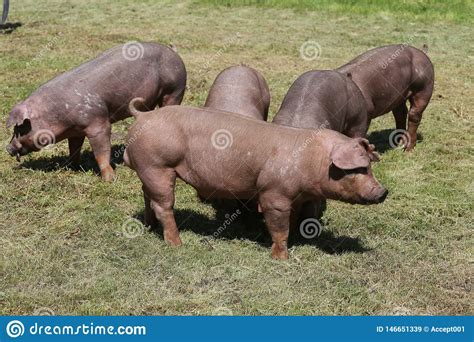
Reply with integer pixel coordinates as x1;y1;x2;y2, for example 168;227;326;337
0;0;472;315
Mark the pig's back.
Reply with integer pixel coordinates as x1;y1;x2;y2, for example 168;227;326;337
337;44;432;85
149;106;307;197
204;65;270;120
337;45;430;116
30;43;181;103
159;105;297;156
273;70;350;131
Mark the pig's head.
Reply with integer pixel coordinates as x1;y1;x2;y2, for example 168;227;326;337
323;137;388;205
5;103;54;161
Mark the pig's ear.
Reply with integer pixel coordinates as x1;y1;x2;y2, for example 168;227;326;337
358;138;380;162
6;104;31;128
330;138;371;170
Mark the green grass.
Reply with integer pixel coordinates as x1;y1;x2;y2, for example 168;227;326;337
196;0;474;23
0;0;472;315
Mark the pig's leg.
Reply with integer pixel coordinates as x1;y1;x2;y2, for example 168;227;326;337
406;91;431;151
300;200;325;222
288;204;302;243
292;200;325;242
145;168;182;246
265;209;291;260
143;187;159;230
344;111;370;138
85;123;114;182
259;194;291;260
67;136;85;168
392;103;408;131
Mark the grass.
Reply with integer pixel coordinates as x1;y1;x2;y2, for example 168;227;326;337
0;0;472;315
197;0;474;23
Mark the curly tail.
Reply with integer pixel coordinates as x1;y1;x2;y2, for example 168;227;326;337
422;44;429;54
129;97;147;118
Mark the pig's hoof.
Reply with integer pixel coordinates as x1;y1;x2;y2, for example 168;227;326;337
271;248;289;260
165;236;182;247
101;168;115;182
101;173;115;182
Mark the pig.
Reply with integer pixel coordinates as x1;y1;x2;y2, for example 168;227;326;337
204;65;270;120
124;98;388;259
5;42;187;181
336;44;434;151
273;70;368;137
204;65;270;214
272;69;370;225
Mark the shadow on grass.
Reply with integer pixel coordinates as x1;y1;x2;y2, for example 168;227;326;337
367;129;423;154
292;229;369;255
19;144;126;175
0;22;22;34
133;203;370;255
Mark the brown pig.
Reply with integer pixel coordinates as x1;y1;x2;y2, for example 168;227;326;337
204;65;270;212
272;69;370;224
336;44;434;151
204;65;270;120
124;99;388;260
273;70;368;137
5;42;187;181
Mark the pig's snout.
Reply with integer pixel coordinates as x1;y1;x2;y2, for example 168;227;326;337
373;187;388;203
364;186;388;204
6;142;23;162
6;144;16;157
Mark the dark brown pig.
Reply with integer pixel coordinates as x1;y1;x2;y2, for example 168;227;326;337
124;99;388;260
272;70;370;224
5;42;187;181
336;44;434;151
204;65;270;120
273;70;368;137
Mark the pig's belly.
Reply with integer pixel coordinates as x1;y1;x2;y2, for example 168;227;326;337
176;164;259;200
367;79;412;117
